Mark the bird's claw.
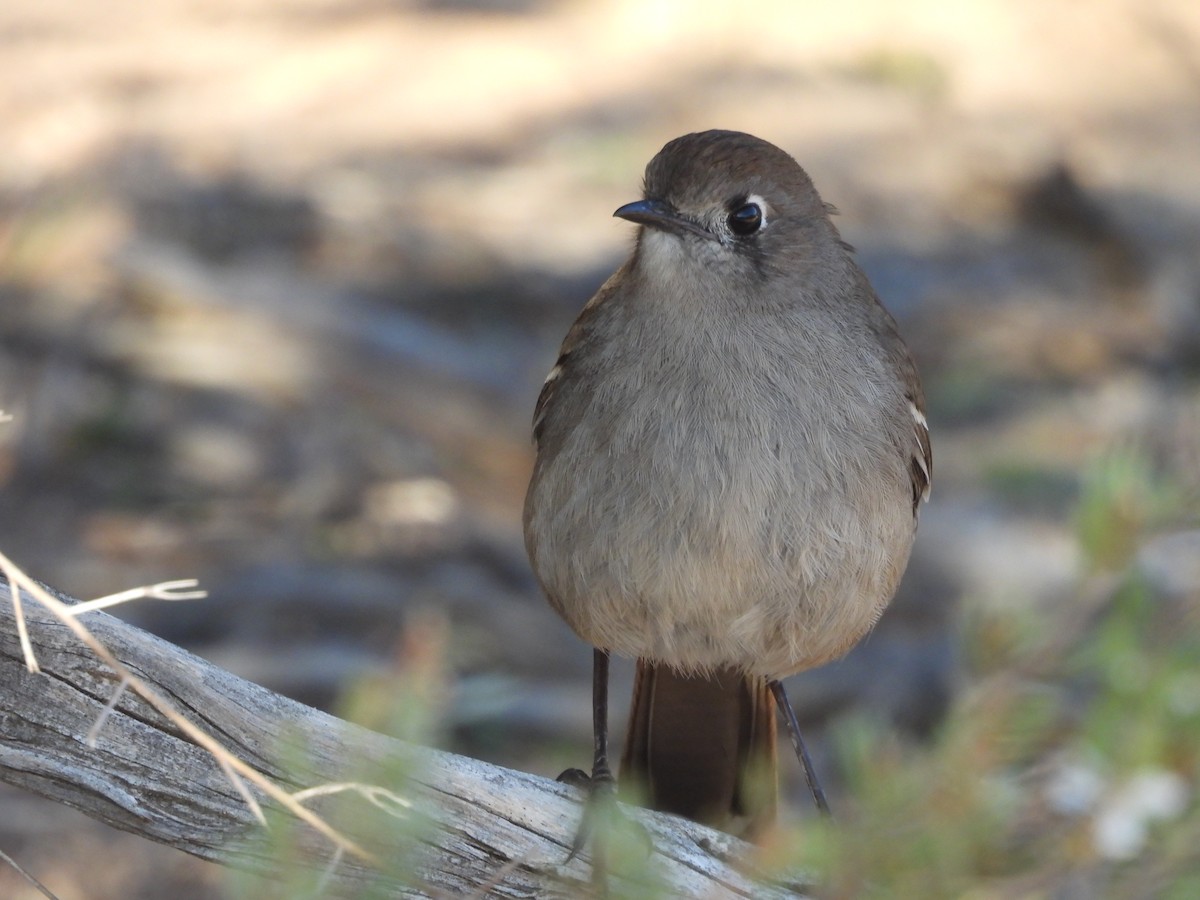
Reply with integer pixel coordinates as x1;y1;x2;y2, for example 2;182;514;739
556;767;593;791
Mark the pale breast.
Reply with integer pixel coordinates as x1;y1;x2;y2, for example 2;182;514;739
524;317;916;678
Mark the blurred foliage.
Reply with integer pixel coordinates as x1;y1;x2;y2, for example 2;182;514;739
1076;450;1182;572
754;446;1199;898
225;615;449;898
338;610;451;748
983;460;1079;516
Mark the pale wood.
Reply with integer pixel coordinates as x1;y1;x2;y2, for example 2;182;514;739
0;577;810;898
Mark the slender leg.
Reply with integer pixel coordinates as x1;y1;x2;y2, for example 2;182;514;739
561;649;615;870
585;648;613;892
559;650;647;894
769;679;832;817
589;648;614;790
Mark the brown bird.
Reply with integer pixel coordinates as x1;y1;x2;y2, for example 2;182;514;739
523;130;931;838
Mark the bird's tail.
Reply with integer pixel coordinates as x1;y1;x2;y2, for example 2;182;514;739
620;660;777;840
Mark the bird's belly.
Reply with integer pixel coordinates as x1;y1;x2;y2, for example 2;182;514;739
528;420;914;678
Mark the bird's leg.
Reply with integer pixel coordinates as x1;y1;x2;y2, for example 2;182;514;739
558;648;618;867
589;647;616;793
768;680;832;817
558;648;615;790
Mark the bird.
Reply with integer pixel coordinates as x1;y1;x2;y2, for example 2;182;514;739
523;129;931;839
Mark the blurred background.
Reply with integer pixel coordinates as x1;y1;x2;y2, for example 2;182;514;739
1;0;1199;896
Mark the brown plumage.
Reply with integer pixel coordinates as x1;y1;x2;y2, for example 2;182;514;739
620;662;777;838
524;130;929;836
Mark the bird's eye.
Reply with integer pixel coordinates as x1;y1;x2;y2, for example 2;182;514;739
727;202;763;236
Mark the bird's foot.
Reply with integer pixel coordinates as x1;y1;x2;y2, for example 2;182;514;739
557;767;593;792
557;765;650;893
557;764;620;863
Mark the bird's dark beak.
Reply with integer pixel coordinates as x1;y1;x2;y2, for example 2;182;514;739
614;199;715;241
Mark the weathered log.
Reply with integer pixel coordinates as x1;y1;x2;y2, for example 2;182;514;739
0;576;809;897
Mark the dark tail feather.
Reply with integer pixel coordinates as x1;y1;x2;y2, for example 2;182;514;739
620;660;777;839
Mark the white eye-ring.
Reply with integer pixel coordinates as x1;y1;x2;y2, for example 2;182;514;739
727;193;769;236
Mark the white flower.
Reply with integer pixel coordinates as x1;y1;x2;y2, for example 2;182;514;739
1092;770;1190;860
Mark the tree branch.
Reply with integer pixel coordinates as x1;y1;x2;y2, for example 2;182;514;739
0;576;809;898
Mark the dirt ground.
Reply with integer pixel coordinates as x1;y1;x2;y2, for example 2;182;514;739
1;0;1199;896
